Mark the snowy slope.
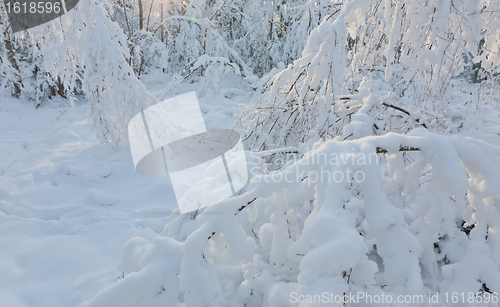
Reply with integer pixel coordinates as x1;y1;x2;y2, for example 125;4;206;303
0;96;172;306
0;76;246;307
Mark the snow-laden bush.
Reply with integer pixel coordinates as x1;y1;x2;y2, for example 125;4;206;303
126;30;170;76
345;0;500;110
240;0;500;160
154;16;259;100
238;7;381;157
81;130;500;306
157;53;256;100
187;55;250;97
140;0;249;77
229;0;342;76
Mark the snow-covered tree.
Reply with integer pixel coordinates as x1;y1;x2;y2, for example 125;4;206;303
0;5;81;105
76;0;159;145
1;0;161;145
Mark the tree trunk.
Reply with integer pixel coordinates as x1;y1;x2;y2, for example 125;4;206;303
146;0;155;30
123;0;132;36
138;0;143;30
160;3;164;42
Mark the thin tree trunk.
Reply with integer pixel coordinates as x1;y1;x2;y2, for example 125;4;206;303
160;3;164;42
146;0;155;30
137;0;144;76
138;56;144;78
138;0;143;30
123;0;132;36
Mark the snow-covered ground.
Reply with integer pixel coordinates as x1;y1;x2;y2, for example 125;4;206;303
0;72;249;306
1;70;500;307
